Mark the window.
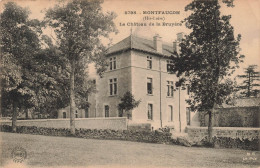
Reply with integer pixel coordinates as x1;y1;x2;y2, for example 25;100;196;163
147;56;152;69
187;85;190;95
168;105;173;122
105;105;109;117
113;57;117;69
186;107;191;125
167;60;174;72
85;108;89;118
63;112;66;118
109;58;113;70
118;109;123;117
167;81;174;97
148;104;153;120
109;57;117;70
109;78;117;96
75;110;78;118
147;78;153;95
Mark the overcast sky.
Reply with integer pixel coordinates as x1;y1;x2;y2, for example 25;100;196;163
0;0;259;77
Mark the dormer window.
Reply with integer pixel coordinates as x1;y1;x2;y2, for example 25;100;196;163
109;57;117;70
147;56;152;69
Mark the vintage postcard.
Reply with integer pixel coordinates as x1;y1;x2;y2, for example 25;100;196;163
0;0;259;168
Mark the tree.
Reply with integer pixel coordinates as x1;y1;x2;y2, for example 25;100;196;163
237;65;260;97
171;0;244;144
0;2;43;131
45;0;117;135
31;43;70;118
118;91;141;119
0;2;71;130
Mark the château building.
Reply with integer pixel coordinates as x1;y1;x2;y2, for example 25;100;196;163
59;33;199;132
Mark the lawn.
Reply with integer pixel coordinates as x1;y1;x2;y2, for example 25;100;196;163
0;132;259;168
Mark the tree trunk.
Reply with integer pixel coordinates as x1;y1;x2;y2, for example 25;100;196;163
25;108;29;119
207;110;213;145
12;100;18;132
248;72;251;97
70;59;76;135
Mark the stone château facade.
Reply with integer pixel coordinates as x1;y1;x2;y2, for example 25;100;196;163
59;33;198;132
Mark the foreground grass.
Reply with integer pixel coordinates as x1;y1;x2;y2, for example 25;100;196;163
0;132;259;168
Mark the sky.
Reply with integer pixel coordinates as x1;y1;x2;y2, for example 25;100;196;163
0;0;259;78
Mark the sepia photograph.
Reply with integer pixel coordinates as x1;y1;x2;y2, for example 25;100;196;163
0;0;259;167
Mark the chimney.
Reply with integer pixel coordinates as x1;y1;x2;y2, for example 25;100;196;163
177;32;184;42
173;41;177;53
153;34;162;53
173;40;181;55
173;32;185;55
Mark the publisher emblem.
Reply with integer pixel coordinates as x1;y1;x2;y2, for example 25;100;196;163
11;146;27;163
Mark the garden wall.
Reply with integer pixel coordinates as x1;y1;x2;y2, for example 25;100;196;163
128;123;152;132
187;126;260;150
0;117;127;130
201;106;260;127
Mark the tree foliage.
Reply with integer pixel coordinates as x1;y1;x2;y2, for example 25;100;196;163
0;2;44;131
237;65;260;97
170;0;244;142
118;91;141;117
44;0;117;134
0;2;75;129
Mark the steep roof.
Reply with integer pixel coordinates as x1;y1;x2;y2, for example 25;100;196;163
106;35;176;57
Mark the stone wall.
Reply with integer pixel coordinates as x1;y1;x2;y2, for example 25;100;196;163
187;126;260;140
187;126;260;150
0;117;127;130
128;123;152;132
201;106;260;127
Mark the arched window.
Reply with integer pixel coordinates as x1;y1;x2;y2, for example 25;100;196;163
85;108;89;118
63;112;66;118
105;105;109;117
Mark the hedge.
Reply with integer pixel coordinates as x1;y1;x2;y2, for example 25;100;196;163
1;125;258;150
0;125;174;144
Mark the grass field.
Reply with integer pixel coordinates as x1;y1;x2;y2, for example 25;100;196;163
0;132;259;168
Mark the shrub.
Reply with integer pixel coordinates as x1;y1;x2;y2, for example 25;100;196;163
158;126;173;133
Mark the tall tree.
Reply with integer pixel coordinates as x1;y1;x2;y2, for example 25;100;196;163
45;0;116;135
0;2;70;129
0;2;43;131
171;0;244;144
237;65;260;97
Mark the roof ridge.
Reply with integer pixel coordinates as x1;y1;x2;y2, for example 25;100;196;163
107;34;175;56
132;34;173;48
112;35;131;47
